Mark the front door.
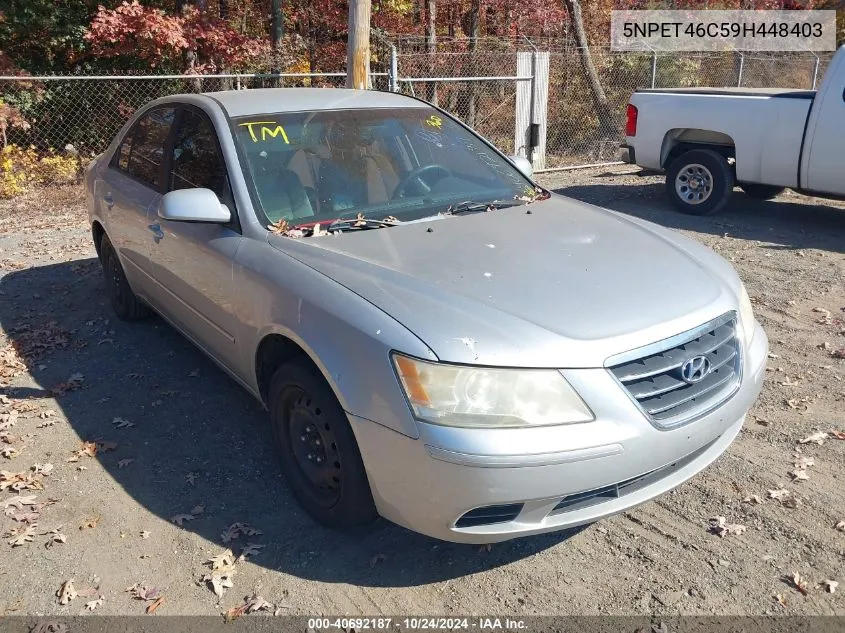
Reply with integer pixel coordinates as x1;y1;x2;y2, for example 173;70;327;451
148;107;243;373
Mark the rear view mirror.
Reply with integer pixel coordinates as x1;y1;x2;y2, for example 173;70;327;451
159;188;231;223
509;155;534;179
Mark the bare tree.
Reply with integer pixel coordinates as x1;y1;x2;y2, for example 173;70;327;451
425;0;437;104
464;0;480;127
270;0;284;86
561;0;614;136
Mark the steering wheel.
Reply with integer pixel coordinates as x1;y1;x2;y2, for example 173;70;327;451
392;164;452;199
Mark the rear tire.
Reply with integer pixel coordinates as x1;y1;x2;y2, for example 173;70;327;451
666;149;734;216
268;360;378;531
100;234;150;321
739;183;785;200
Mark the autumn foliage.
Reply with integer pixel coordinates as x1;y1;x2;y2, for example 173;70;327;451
84;1;270;73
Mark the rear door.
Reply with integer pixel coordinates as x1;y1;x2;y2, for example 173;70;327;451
148;106;243;373
100;106;176;295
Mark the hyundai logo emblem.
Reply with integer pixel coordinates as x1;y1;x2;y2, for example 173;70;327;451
681;355;711;383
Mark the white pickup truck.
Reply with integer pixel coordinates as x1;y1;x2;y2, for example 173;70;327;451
621;46;845;215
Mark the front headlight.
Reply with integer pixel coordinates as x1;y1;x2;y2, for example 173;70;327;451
391;353;593;428
738;284;755;346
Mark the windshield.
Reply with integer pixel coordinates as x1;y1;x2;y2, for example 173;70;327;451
231;107;536;230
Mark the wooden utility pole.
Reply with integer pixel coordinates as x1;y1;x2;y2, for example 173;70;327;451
346;0;372;89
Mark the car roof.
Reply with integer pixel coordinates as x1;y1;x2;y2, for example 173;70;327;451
200;88;423;117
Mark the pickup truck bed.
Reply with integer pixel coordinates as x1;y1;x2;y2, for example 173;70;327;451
622;45;845;215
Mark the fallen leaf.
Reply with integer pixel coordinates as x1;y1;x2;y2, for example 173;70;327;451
31;621;68;633
830;430;845;440
742;495;763;505
1;494;37;510
8;510;39;523
57;579;77;605
774;594;788;607
207;549;235;570
835;520;845;532
768;488;790;500
790;469;810;482
0;446;19;459
170;513;194;526
201;572;234;599
267;218;289;234
238;543;265;561
370;553;387;567
223;593;273;621
79;515;101;530
117;458;134;469
792;572;810;595
799;431;828;445
831;349;845;359
709;516;747;537
84;596;103;611
220;522;262;543
31;463;53;476
823;580;838;594
44;526;67;548
7;523;37;546
190;503;204;516
125;584;162;601
185;472;198;485
793;455;815;469
146;596;165;614
140;530;150;539
112;417;134;429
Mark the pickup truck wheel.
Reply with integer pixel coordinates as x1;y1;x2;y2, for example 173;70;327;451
268;361;378;531
739;183;785;200
100;234;151;321
666;149;734;216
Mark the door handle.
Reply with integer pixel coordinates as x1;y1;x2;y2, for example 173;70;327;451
103;193;114;208
148;223;164;243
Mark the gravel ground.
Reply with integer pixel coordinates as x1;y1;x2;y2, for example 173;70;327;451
0;168;843;618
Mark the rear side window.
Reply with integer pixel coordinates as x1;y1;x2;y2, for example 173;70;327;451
114;107;175;189
169;110;227;198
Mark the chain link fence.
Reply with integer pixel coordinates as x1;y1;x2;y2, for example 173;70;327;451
0;43;835;177
394;47;834;170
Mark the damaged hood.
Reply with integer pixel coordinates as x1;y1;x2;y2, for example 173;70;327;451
268;196;741;367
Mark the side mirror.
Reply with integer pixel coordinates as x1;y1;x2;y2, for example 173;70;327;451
509;155;534;179
159;188;231;224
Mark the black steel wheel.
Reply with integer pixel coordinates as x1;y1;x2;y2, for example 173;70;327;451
269;360;378;529
100;234;150;321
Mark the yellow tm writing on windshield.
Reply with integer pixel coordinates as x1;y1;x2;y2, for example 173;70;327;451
239;121;290;144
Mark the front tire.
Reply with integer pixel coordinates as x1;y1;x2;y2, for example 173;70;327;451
100;234;150;321
268;361;378;530
739;183;785;200
666;149;734;216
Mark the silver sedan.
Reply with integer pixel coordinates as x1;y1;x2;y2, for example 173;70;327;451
86;88;768;543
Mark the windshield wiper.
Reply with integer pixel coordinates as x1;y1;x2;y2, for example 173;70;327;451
446;200;525;215
328;213;401;233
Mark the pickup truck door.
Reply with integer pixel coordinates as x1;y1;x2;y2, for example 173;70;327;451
99;106;176;296
148;106;243;374
802;58;845;195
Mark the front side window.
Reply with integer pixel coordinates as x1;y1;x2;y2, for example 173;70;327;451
170;110;228;198
125;107;176;189
232;107;534;227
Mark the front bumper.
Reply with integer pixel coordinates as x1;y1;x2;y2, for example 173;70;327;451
350;323;767;544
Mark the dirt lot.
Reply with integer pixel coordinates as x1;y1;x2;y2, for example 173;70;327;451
0;168;843;618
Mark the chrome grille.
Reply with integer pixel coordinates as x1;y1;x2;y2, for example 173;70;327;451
608;313;741;428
